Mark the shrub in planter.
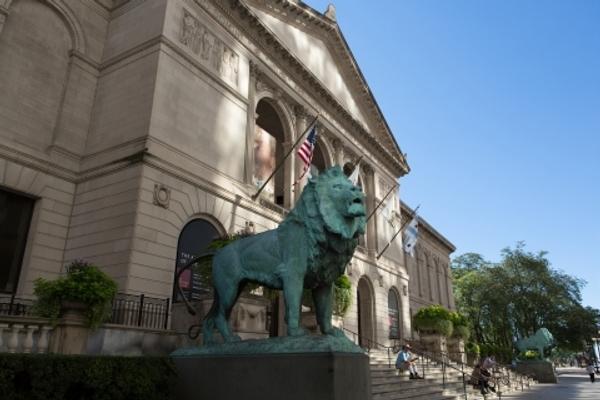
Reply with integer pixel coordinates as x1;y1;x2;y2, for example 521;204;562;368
413;305;454;337
449;311;471;340
33;260;117;328
333;274;352;317
0;354;176;400
465;341;480;356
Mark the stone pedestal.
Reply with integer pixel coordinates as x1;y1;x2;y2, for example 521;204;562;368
172;352;371;400
447;337;466;364
516;360;557;383
170;293;270;343
51;313;90;355
419;333;448;360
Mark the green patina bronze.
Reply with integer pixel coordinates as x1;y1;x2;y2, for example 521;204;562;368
172;335;364;356
515;328;555;359
202;166;366;345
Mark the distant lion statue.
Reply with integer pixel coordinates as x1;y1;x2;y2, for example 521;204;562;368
515;328;555;359
199;166;365;343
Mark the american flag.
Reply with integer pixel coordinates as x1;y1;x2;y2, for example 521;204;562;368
295;125;318;183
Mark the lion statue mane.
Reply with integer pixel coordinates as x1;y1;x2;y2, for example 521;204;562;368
202;166;366;343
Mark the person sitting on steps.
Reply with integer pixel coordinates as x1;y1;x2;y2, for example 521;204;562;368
395;344;423;379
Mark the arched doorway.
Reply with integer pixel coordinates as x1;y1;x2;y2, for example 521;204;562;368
173;217;223;302
357;276;375;348
388;288;401;340
254;99;287;207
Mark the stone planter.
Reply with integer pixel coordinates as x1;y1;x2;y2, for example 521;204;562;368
447;337;466;364
60;300;88;322
51;301;91;355
230;294;270;339
171;293;270;343
301;312;344;334
419;332;448;361
467;352;480;366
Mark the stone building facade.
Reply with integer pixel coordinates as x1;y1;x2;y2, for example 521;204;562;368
401;202;456;337
0;0;454;347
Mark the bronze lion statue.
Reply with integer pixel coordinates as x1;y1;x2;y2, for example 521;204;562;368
202;166;366;343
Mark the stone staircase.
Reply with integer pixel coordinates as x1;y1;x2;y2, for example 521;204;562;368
368;349;535;400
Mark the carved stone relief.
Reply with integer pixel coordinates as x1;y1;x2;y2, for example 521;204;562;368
153;184;171;209
180;8;239;88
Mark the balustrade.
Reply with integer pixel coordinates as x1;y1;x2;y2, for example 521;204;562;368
0;318;54;354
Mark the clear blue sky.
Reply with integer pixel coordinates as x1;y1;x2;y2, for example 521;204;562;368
306;0;600;309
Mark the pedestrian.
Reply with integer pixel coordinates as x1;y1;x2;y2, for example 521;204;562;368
587;364;595;383
395;344;423;379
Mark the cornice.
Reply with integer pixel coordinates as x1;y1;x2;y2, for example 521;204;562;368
201;0;408;177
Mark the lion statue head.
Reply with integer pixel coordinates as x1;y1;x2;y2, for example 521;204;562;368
285;166;366;242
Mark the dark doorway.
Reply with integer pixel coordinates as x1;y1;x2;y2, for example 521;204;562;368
0;187;35;294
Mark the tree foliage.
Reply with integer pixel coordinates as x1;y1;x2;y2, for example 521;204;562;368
452;243;600;354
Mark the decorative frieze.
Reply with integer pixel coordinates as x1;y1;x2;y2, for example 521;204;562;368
180;8;239;88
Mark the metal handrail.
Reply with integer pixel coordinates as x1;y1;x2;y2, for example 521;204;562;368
339;328;534;400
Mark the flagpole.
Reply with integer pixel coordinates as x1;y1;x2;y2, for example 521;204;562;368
376;204;420;260
366;183;398;222
251;114;319;201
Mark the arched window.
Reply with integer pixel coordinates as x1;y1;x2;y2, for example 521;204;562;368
254;99;286;206
173;218;222;301
388;289;401;339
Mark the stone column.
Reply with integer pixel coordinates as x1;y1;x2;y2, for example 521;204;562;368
400;280;411;341
332;139;345;167
293;106;308;203
416;246;424;298
363;164;377;256
436;259;443;305
244;62;259;186
281;139;294;209
446;264;455;309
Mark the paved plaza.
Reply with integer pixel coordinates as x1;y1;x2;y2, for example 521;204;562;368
501;368;599;400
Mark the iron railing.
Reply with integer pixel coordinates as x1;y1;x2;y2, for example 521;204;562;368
0;294;34;316
341;327;534;400
1;292;170;330
109;293;170;330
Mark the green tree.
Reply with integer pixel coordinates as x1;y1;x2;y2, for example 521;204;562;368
452;243;600;357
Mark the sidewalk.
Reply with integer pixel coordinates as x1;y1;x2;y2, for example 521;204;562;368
501;368;599;399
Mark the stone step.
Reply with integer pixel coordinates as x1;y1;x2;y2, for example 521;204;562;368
372;386;455;400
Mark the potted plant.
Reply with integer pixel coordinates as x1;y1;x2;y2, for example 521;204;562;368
448;311;470;363
33;260;117;328
413;305;453;356
466;341;481;365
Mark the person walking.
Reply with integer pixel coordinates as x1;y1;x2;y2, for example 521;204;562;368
587;364;596;383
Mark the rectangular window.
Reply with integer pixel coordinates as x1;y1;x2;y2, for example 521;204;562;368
0;187;35;294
